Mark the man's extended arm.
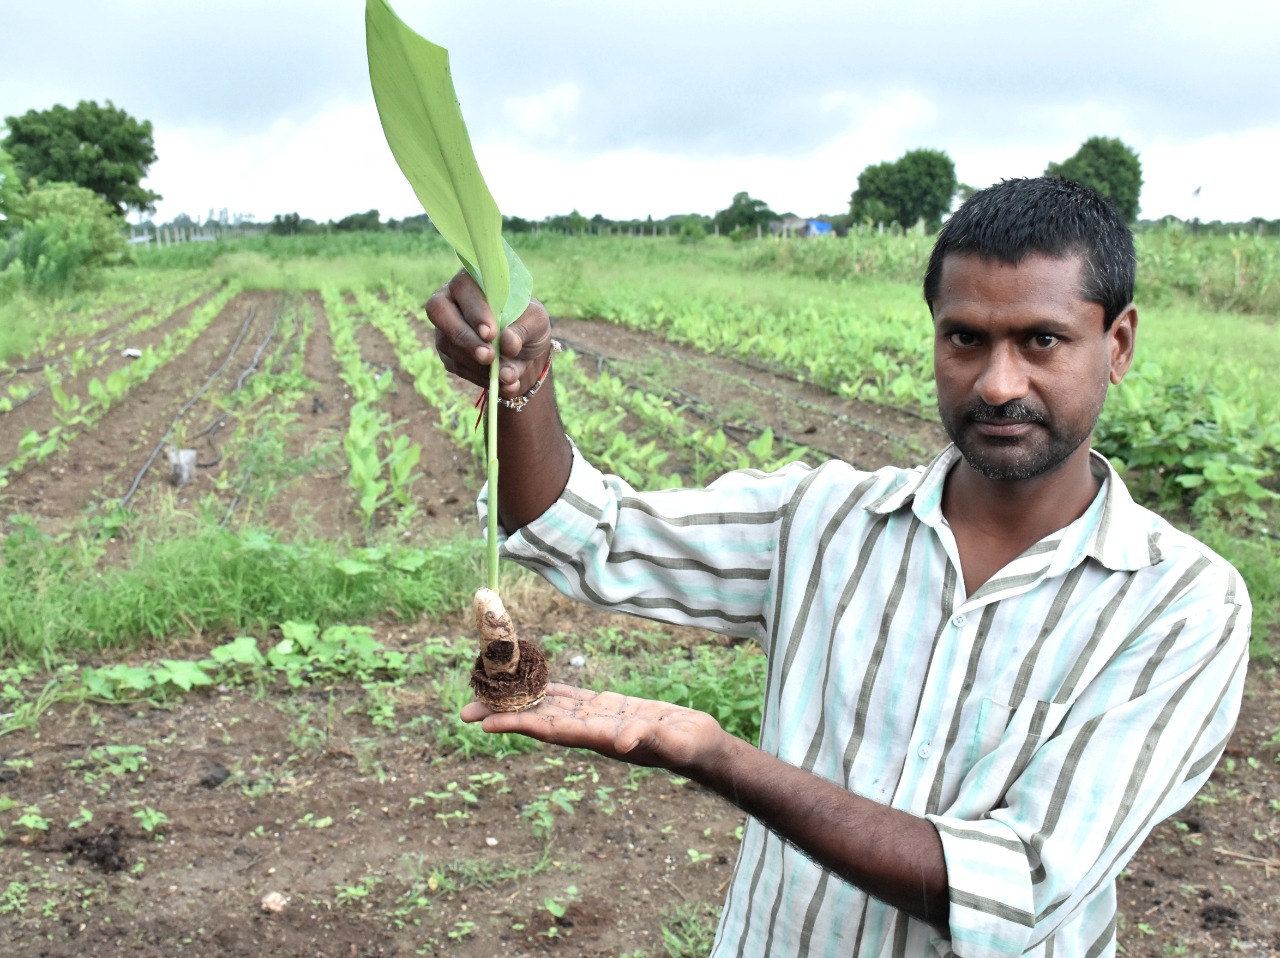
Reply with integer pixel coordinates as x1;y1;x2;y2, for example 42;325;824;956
462;684;951;931
424;271;571;530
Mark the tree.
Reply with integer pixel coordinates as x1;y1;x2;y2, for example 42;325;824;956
6;182;129;293
1045;136;1142;223
3;100;161;217
849;149;957;232
713;192;776;237
334;209;382;232
0;146;23;236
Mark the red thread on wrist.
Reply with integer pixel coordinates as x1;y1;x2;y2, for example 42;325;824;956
473;347;556;430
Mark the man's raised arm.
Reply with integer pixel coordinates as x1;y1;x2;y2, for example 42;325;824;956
425;270;573;531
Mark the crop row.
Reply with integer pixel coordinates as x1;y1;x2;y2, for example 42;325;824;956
362;283;811;492
0;277;215;413
540;269;1276;521
323;289;424;537
0;284;243;488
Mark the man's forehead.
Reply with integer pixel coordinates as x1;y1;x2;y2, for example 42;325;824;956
937;250;1087;282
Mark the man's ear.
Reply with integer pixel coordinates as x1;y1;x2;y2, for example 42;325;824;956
1108;304;1138;385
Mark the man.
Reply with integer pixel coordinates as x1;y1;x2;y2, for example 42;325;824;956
425;177;1249;957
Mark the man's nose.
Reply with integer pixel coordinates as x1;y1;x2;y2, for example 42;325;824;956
975;344;1028;407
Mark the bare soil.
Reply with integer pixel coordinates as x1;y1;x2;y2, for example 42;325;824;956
1;292;1276;956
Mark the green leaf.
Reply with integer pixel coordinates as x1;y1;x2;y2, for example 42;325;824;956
365;0;530;329
157;659;214;692
336;558;378;577
210;635;267;668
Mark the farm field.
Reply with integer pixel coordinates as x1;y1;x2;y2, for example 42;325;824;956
0;233;1277;957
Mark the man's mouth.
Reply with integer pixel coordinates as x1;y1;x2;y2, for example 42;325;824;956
971;419;1036;437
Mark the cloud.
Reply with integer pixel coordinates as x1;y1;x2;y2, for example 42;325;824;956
6;0;1278;223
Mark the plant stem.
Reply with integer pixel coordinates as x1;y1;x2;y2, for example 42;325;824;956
486;357;500;592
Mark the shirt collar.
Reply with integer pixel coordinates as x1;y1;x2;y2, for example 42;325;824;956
865;444;1161;573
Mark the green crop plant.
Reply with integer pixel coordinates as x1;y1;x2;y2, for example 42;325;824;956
367;0;531;596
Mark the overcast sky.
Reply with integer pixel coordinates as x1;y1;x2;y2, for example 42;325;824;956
3;0;1278;226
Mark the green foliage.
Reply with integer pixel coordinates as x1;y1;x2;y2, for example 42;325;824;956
1096;365;1278;520
677;215;708;244
0;146;23;238
1137;227;1280;315
658;901;722;957
0;516;480;663
850;148;957;231
365;0;529;330
1046;136;1143;223
335;209;383;232
5;181;129;294
2;99;160;216
713;192;776;237
615;644;766;742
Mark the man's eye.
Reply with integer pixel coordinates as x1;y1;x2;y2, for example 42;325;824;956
1031;334;1059;349
947;332;977;347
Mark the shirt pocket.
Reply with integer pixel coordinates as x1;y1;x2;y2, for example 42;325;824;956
964;695;1073;793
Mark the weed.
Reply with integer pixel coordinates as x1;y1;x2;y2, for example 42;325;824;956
335;874;383;908
133;806;169;837
687;848;713;866
0;881;29;916
521;786;584;841
659;901;722;957
446;919;476;940
14;805;51;834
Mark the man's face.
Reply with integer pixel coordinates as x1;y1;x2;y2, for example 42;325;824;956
931;253;1136;482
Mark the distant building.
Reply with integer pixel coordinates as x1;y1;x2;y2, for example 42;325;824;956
772;216;834;237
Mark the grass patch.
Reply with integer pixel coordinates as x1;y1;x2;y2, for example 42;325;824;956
0;515;482;664
1198;524;1280;663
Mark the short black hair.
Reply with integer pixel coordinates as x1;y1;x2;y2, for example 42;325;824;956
923;177;1135;329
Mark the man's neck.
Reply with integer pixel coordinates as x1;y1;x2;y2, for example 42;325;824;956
940;446;1104;594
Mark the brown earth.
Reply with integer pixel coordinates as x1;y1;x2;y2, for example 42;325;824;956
0;291;1276;957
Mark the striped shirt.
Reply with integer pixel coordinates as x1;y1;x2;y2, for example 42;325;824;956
488;443;1250;958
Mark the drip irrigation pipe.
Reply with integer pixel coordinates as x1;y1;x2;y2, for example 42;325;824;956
222;299;308;527
0;305;149;382
2;385;49;415
571;324;935;426
119;305;259;508
188;309;282;469
554;335;890;466
1;293;205;416
555;333;919;450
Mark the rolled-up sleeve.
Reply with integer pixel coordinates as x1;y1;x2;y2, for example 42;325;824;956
480;445;814;642
927;567;1250;958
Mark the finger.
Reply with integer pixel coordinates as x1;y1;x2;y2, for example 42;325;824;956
426;288;494;373
543;682;596;701
446;270;497;343
498;298;552;361
460;701;493;723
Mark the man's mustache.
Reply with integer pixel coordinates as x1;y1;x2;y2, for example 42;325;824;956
965;400;1048;425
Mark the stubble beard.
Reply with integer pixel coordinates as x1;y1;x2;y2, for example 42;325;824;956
942;399;1094;482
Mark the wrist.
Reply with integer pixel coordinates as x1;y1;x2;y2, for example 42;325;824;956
498;339;562;412
472;339;562;429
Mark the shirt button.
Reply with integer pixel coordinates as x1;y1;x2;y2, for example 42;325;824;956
951;614;966;628
917;743;932;759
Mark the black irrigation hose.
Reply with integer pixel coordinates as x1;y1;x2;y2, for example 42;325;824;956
119;305;259;508
0;298;158;383
554;334;876;465
2;384;49;415
186;309;283;470
222;299;308;527
557;332;913;448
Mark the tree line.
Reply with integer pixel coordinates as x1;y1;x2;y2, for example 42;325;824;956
3;98;1275;296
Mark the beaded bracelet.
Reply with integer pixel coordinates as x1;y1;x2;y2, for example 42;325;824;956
473;339;563;427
